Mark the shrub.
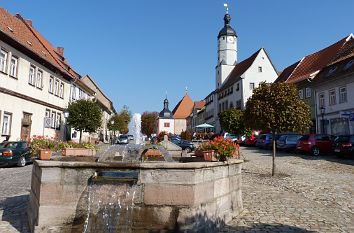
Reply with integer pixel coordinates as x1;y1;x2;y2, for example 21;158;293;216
180;130;192;141
158;131;167;142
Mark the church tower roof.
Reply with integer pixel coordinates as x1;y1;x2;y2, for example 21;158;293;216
159;97;173;119
218;5;237;39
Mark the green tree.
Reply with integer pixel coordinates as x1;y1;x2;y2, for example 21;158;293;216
219;108;245;134
244;82;311;176
108;106;132;135
66;99;102;143
141;112;158;137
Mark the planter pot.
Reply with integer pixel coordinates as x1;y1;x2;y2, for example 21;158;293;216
143;149;163;158
39;149;52;160
203;150;218;162
62;148;96;157
194;150;204;157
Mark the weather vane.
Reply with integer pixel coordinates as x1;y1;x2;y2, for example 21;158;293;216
185;86;188;95
224;2;229;14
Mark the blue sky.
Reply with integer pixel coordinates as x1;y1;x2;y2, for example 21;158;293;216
2;1;354;114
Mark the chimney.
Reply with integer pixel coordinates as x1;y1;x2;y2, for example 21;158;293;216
57;47;64;57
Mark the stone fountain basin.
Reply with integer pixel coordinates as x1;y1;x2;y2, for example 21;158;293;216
28;159;243;232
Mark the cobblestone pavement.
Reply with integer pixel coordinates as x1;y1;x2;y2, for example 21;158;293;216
0;164;32;233
223;147;354;233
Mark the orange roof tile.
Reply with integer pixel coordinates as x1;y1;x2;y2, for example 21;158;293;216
194;100;205;109
172;95;194;119
276;34;353;84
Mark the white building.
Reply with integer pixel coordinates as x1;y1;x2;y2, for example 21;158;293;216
314;37;354;135
0;9;75;142
204;8;278;132
157;98;174;134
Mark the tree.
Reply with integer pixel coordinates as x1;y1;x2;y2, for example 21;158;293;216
141;112;158;137
244;82;311;176
108;106;132;135
67;99;102;143
219;108;245;134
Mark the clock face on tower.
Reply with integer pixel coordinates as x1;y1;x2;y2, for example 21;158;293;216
227;37;234;43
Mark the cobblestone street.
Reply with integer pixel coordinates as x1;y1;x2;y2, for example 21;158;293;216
0;165;31;233
1;148;354;233
224;147;354;233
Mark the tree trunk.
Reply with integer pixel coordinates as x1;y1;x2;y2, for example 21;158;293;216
272;131;276;176
79;130;82;143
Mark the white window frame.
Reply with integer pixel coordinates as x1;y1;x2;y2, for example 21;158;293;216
329;89;336;106
249;82;255;91
305;87;311;98
55;113;61;130
29;65;36;86
9;56;18;77
70;85;76;101
299;89;304;99
319;92;325;107
36;69;43;89
0;49;8;73
1;112;12;136
51;111;56;128
258;66;262;72
339;87;347;104
49;76;54;94
59;82;64;98
54;79;59;96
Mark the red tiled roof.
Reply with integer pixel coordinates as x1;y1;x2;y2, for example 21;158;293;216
172;95;194;119
0;7;76;80
219;48;261;91
194;100;205;109
276;35;353;84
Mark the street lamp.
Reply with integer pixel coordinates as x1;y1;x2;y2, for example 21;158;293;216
320;106;325;134
63;109;69;141
110;120;114;144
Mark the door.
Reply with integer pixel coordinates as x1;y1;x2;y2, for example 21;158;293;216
21;112;32;141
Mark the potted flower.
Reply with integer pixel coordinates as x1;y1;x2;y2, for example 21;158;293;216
30;136;56;160
61;142;96;157
195;141;218;161
210;136;240;161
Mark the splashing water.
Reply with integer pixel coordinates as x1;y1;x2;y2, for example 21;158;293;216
132;113;143;145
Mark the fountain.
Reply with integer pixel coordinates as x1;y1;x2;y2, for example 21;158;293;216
27;113;243;232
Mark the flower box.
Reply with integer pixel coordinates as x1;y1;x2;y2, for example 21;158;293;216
194;150;204;157
203;150;218;162
62;148;96;157
39;149;52;160
143;149;163;157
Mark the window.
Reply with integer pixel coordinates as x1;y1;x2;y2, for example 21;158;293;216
0;49;8;73
49;76;54;93
9;56;18;77
28;65;36;85
51;111;56;128
79;89;84;99
258;66;262;72
236;100;241;109
319;92;325;107
44;109;51;128
329;89;336;105
164;122;170;127
54;79;59;96
236;83;240;91
339;87;347;104
305;88;311;98
59;82;64;98
249;82;255;91
299;89;304;99
70;85;76;100
45;109;50;118
1;112;12;135
344;59;354;71
55;113;61;130
36;69;43;89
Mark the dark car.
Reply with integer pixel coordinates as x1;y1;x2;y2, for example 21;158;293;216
0;141;31;167
277;134;302;151
296;134;334;156
170;138;195;152
256;134;273;149
117;135;129;144
333;135;354;157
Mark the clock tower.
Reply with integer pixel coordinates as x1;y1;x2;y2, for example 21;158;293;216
216;4;237;88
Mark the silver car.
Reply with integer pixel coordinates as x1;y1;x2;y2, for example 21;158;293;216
117;135;129;144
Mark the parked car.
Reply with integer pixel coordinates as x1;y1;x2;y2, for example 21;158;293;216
117;135;129;144
256;134;273;149
170;138;195;152
333;135;354;157
127;135;134;141
296;134;334;156
277;134;302;151
224;133;238;143
0;141;31;167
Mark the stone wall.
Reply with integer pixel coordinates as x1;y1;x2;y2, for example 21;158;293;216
28;160;243;232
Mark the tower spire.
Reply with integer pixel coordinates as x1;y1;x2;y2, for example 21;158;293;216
224;2;229;14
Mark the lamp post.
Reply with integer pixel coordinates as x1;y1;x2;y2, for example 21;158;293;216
320;106;325;134
110;120;114;144
63;110;69;141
